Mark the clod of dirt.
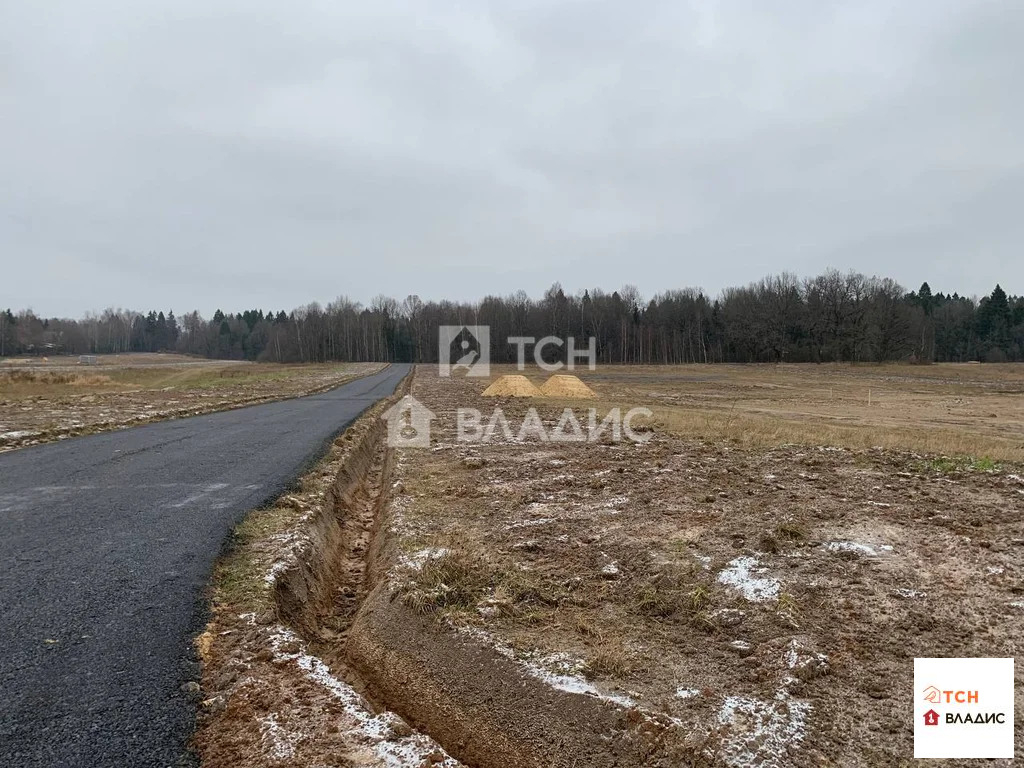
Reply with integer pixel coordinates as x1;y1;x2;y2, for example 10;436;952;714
481;375;542;397
538;374;597;399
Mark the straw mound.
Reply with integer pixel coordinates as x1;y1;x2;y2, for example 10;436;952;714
481;375;542;398
539;374;597;399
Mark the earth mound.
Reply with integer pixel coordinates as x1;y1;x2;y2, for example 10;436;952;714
481;375;541;398
538;374;596;399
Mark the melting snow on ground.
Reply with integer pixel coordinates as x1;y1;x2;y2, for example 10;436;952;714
517;651;636;708
893;588;927;599
675;687;701;699
717;692;811;768
458;626;636;709
264;560;290;586
1;430;38;440
716;641;822;768
823;541;892;557
260;713;301;760
262;528;315;586
783;640;829;680
267;626;459;767
717;556;780;602
399;547;450;570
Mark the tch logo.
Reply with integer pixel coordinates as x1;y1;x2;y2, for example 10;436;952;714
922;685;979;704
438;325;490;378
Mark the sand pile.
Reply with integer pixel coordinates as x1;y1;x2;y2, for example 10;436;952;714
538;374;596;399
481;375;542;397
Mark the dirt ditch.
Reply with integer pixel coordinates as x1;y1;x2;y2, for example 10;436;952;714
194;373;458;767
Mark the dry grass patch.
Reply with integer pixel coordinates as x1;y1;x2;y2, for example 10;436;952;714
400;542;568;616
583;362;1024;461
211;505;303;613
585;642;634;678
400;545;492;614
632;563;715;625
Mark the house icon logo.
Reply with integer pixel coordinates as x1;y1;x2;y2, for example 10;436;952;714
382;395;436;448
438;325;490;378
923;709;940;727
922;685;941;704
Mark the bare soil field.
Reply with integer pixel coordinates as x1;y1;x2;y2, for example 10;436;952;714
0;354;386;451
195;363;1024;767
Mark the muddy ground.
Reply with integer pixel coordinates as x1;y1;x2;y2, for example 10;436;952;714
196;364;1024;767
0;356;385;452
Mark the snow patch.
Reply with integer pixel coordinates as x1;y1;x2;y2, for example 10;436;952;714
717;692;811;768
783;640;829;677
457;626;636;709
400;547;450;570
264;560;290;587
259;713;300;760
0;430;37;440
518;649;637;708
267;626;458;767
718;556;780;602
823;541;892;557
894;588;927;599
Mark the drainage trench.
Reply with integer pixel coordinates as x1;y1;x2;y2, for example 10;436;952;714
270;412;399;703
269;410;686;768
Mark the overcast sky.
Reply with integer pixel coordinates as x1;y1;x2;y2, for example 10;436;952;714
3;1;1022;317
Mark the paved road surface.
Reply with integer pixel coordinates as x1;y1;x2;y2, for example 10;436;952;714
0;364;409;767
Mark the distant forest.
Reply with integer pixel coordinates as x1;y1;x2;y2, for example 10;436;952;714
3;270;1023;364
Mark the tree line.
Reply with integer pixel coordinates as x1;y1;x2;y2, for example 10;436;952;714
3;270;1023;364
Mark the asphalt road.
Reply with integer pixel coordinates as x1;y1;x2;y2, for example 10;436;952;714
0;363;409;767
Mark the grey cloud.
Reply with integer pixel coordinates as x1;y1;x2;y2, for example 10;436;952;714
2;0;1021;317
